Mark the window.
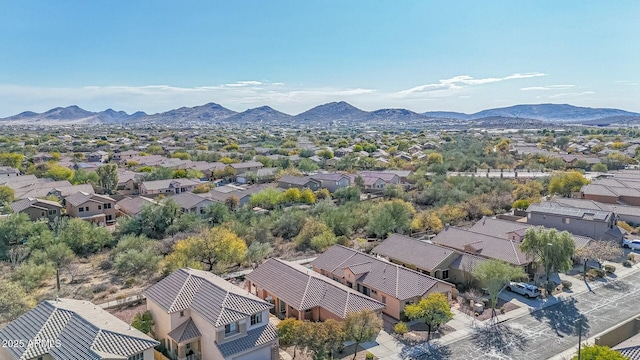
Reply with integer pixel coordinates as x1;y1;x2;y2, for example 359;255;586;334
347;281;353;288
442;270;449;279
279;300;286;313
251;312;262;325
564;218;570;224
179;311;184;317
48;209;56;215
225;322;238;335
98;205;102;210
79;207;84;213
128;354;143;360
106;215;112;221
381;296;386;304
105;203;112;209
41;212;45;217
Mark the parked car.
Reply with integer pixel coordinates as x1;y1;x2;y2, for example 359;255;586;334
623;239;640;251
506;282;541;299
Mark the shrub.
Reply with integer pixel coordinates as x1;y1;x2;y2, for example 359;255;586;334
98;259;112;271
587;268;605;279
561;280;572;290
604;265;616;273
451;288;459;299
393;322;410;335
629;253;636;261
455;283;467;292
623;260;632;267
366;353;374;360
92;283;108;294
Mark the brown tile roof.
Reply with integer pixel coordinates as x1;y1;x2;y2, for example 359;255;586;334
431;227;531;266
246;258;385;318
311;245;453;301
371;234;455;271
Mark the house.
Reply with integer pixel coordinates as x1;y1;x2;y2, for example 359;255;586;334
140;178;202;196
14;182;95;200
371;234;460;280
207;184;274;207
526;204;623;241
117;169;144;195
277;175;321;191
65;191;116;225
116;196;159;217
353;171;400;192
581;179;640;206
87;150;109;163
382;170;412;183
311;245;454;320
111;149;141;163
246;258;385;322
237;167;278;184
310;173;350;193
547;197;640;226
0;298;158;360
0;166;20;177
230;161;264;175
144;268;279;360
169;192;214;214
431;226;536;275
73;162;102;171
11;197;62;222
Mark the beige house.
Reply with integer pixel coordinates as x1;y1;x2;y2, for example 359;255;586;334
311;245;454;320
144;268;278;360
0;298;158;360
246;258;385;322
65;191;116;225
11;197;62;222
140;178;202;196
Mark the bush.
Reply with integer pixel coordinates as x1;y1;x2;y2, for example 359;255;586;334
604;265;616;273
587;268;605;279
98;259;112;271
455;283;467;292
628;253;636;261
393;322;410;335
366;353;374;360
561;280;572;290
92;283;108;294
623;260;632;267
451;288;459;299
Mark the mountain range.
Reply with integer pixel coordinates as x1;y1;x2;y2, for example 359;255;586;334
1;102;638;125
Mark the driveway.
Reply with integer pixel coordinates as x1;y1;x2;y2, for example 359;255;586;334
395;269;640;359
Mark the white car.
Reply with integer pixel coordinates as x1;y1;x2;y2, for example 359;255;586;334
623;239;640;251
506;282;541;299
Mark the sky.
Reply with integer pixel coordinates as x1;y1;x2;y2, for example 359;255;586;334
0;1;639;117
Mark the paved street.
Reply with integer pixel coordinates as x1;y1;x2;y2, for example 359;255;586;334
399;270;640;359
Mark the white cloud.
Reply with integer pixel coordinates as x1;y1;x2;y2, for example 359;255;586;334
397;72;546;96
521;85;575;91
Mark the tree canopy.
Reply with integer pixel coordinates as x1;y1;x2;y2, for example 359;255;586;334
520;227;575;290
473;259;527;321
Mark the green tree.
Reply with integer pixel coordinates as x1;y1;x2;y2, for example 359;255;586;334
245;241;273;264
0;185;15;204
113;235;161;276
277;318;303;359
119;200;181;239
366;200;415;238
343;309;383;360
297;158;319;173
249;187;283;210
300;188;316;204
473;259;527;321
572;344;628;360
512;199;531;211
30;242;75;292
0;280;36;322
548;171;589;197
131;311;155;336
0;213;50;260
404;293;453;342
426;152;444;165
71;168;99;185
591;162;608;172
354;175;365;190
0;152;24;168
202;203;231;225
11;261;55;291
165;227;247;273
96;163;119;194
520;227;576;291
44;163;74;181
318;148;334;159
58;218;113;256
225;195;239;212
295;218;333;249
334;186;360;204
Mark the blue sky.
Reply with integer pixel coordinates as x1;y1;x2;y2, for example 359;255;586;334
0;1;638;116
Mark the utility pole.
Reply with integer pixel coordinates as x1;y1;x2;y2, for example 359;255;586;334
578;315;582;360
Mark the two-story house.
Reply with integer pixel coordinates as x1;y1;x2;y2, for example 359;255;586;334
230;161;264;175
144;268;279;360
65;191;116;225
11;197;63;222
526;203;623;241
169;192;214;214
87;150;109;163
246;258;385;322
0;298;158;360
311;245;454;320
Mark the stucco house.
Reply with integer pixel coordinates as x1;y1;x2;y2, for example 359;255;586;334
526;204;623;241
169;192;214;214
311;245;454;320
144;268;279;360
246;258;385;322
65;191;116;225
310;173;350;193
11;197;62;222
140;179;202;196
277;175;321;191
0;298;158;360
